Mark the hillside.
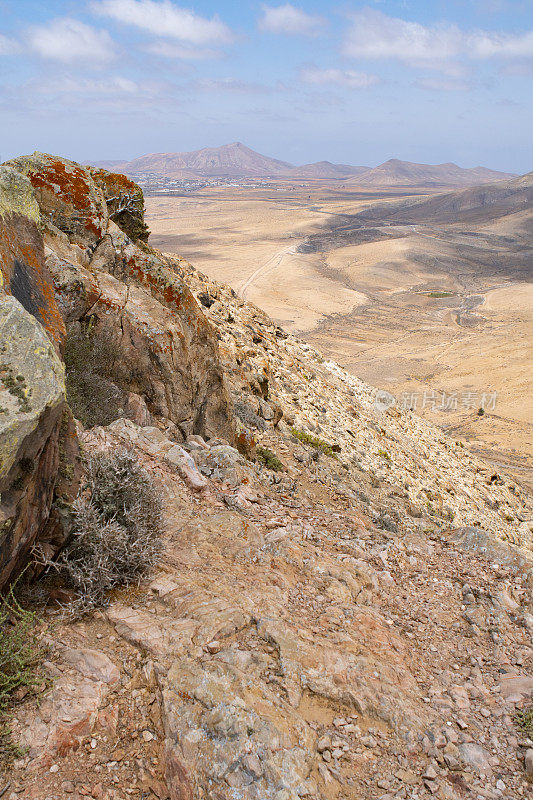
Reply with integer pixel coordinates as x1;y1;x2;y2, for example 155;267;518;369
352;158;516;188
353;169;533;226
1;153;532;799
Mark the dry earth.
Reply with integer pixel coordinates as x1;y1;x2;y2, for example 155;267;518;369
146;185;533;488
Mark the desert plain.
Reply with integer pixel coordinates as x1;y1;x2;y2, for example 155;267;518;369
146;181;533;488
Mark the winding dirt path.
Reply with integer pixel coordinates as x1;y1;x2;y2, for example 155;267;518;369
238;244;298;300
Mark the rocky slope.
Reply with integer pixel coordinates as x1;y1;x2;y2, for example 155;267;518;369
1;154;532;800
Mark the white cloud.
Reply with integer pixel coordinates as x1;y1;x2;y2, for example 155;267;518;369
259;4;323;36
197;77;273;93
301;67;380;88
27;18;116;63
92;0;234;44
143;40;218;59
414;77;471;91
343;9;533;69
0;34;18;55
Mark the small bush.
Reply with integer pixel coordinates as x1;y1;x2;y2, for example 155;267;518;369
514;706;533;737
290;428;337;458
64;323;125;428
256;446;284;472
0;585;46;764
57;448;163;611
235;400;266;431
477;407;485;416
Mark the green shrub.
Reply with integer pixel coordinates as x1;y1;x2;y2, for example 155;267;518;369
290;428;337;458
57;448;163;612
514;706;533;737
256;446;284;472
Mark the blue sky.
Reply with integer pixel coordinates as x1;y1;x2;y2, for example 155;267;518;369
1;0;532;171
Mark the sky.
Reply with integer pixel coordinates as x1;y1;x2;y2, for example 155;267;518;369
0;0;532;171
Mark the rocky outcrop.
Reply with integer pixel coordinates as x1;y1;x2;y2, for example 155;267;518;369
0;295;65;588
0;153;236;588
0;167;74;589
6;152;234;443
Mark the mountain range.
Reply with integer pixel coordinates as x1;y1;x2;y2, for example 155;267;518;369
88;142;516;187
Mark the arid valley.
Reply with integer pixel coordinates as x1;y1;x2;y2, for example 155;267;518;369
146;177;533;489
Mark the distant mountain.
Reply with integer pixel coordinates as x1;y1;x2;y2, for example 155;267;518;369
108;142;293;178
84;159;127;170
350;159;515;188
286;161;369;179
85;147;516;186
354;170;533;226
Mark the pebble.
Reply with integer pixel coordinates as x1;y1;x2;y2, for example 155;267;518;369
525;748;533;779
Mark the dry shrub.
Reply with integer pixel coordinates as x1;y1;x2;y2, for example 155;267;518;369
58;448;163;611
64;322;125;428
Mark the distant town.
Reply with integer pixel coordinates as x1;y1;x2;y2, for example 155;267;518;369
133;173;311;195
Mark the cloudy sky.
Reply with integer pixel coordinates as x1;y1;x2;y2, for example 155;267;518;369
1;0;532;171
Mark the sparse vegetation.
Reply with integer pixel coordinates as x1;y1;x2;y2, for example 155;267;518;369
0;584;47;764
477;407;485;416
514;706;533;737
256;446;284;472
64;321;125;427
378;448;391;460
291;428;337;458
423;291;455;298
56;448;163;612
235;400;266;431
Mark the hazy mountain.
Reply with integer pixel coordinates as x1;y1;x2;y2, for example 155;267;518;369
85;147;515;186
351;159;516;188
84;159;127;170
108;142;293;178
286;161;369;178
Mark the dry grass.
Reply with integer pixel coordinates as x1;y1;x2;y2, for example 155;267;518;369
0;585;47;764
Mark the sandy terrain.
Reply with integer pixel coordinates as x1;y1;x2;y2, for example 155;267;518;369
146;186;533;487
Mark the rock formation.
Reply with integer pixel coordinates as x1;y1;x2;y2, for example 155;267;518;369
1;153;532;799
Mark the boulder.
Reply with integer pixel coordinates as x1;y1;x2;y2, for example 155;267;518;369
6;152;108;247
0;296;65;587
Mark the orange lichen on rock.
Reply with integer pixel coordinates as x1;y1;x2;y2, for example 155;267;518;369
0;210;66;351
5;153;108;245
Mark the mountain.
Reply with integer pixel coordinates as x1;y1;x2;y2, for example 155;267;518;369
109;142;293;177
286;161;369;178
354;169;533;226
84;159;126;170
86;146;514;185
350;158;516;188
